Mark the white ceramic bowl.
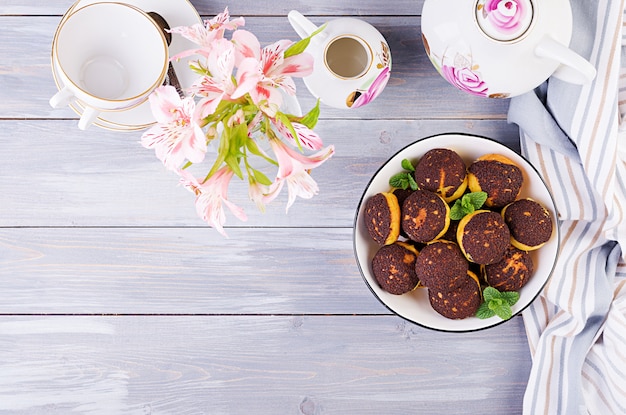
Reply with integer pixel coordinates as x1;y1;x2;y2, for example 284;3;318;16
353;133;560;332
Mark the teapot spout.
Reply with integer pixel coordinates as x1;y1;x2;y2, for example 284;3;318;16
288;10;319;39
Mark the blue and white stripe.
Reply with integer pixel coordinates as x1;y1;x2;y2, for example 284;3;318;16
509;1;626;414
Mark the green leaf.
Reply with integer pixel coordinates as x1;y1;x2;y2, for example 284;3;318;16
275;112;302;151
252;168;273;186
284;23;327;58
246;138;278;166
494;304;513;320
284;38;311;58
407;175;418;191
476;302;496;319
489;298;504;309
449;200;465;221
298;99;321;129
461;196;474;212
401;158;415;172
482;286;500;302
500;291;521;307
204;152;226;182
204;126;230;180
181;161;193;170
230;121;249;150
389;173;409;190
225;154;244;180
449;192;488;220
465;191;488;210
478;287;519;321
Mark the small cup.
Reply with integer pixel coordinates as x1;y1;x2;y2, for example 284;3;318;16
288;10;392;109
50;2;168;130
325;36;372;79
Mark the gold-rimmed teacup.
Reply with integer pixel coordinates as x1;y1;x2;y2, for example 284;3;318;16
288;10;392;109
50;2;168;130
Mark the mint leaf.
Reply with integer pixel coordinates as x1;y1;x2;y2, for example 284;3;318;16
461;195;475;213
483;286;500;302
449;200;465;220
389;159;418;190
500;291;520;307
389;173;409;189
494;304;513;320
401;158;415;172
476;287;519;321
449;192;488;220
476;302;496;319
466;191;488;210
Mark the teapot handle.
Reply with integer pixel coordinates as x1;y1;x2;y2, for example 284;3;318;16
535;36;597;85
288;10;319;39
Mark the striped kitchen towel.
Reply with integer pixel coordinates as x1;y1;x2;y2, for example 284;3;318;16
507;1;626;414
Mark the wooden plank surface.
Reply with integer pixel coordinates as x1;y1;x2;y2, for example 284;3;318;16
0;315;530;415
0;227;380;314
4;0;425;16
0;0;531;413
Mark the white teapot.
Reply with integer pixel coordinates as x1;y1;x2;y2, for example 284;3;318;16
421;0;596;98
288;10;392;109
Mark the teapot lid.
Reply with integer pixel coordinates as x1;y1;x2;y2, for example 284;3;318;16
475;0;534;42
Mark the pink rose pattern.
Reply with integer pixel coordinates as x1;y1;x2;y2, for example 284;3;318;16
479;0;527;35
440;64;488;97
350;66;391;108
346;41;391;108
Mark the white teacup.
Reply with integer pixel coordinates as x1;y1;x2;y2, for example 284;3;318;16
288;10;392;109
50;2;168;130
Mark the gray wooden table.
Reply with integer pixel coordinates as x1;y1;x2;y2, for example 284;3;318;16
0;1;531;413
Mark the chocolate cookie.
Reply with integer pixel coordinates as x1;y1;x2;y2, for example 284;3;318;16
372;241;420;295
428;270;482;319
502;198;553;251
401;189;450;243
468;154;523;208
483;245;534;291
364;192;401;246
457;210;510;264
414;148;468;202
414;240;468;292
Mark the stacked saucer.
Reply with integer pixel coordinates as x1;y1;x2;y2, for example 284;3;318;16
51;0;202;131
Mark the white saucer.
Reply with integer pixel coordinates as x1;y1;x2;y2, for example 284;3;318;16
51;0;202;131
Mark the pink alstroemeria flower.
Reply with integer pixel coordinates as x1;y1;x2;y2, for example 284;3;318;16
232;30;314;108
273;119;324;151
264;138;335;212
141;86;207;171
169;7;245;59
178;167;247;237
248;179;269;213
191;39;239;118
244;105;323;150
